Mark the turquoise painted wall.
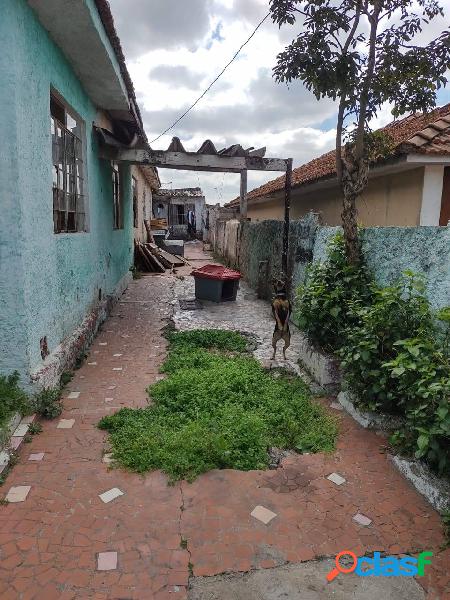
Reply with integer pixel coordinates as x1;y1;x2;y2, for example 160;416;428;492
313;226;450;310
0;0;133;382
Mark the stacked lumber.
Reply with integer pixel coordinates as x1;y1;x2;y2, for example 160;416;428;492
150;218;168;229
134;241;188;273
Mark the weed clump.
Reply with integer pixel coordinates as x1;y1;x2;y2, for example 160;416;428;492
34;388;63;419
0;372;33;429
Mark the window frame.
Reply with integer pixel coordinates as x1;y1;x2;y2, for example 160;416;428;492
112;162;122;230
51;91;87;234
132;175;138;229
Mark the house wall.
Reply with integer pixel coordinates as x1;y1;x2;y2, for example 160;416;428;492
132;166;153;242
214;216;450;310
154;195;206;237
0;0;133;385
247;168;425;226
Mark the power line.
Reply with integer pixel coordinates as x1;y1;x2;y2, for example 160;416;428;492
150;12;271;145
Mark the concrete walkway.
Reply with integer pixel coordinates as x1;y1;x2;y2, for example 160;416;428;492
0;243;448;600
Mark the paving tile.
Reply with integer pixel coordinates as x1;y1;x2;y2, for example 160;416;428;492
67;391;80;399
10;437;23;450
112;367;123;371
102;453;113;464
0;450;10;467
28;453;45;462
6;486;31;503
113;354;123;357
12;424;29;437
88;362;98;366
20;415;36;424
57;419;75;429
250;505;277;525
99;343;108;346
104;398;114;403
108;386;116;390
99;488;124;504
353;513;372;526
327;473;346;486
97;552;117;571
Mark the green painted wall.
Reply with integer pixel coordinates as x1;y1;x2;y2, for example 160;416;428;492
0;0;133;382
314;226;450;310
232;216;450;310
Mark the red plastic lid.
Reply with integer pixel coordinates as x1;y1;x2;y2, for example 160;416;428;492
191;264;242;281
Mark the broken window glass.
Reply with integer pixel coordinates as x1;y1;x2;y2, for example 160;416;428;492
50;92;86;234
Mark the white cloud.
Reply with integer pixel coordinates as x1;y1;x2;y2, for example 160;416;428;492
108;0;450;204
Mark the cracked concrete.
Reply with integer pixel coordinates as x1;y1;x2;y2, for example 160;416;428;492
188;559;426;600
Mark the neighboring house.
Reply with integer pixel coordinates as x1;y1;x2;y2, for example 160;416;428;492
0;0;155;387
131;165;160;243
226;104;450;227
152;188;206;238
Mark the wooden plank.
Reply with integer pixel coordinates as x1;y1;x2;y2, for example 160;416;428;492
240;170;248;218
101;148;289;172
141;245;166;272
282;158;293;283
144;244;184;267
136;243;155;272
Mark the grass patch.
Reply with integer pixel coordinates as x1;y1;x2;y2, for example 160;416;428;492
98;329;338;482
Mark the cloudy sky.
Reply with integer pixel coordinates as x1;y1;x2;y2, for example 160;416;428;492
108;0;450;205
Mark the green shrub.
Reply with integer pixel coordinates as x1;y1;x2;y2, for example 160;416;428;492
0;372;32;428
33;388;63;419
294;233;372;352
297;234;450;476
60;371;74;387
99;329;338;482
385;336;450;474
338;272;434;414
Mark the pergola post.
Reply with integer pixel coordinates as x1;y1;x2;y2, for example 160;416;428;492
282;158;293;281
239;170;248;218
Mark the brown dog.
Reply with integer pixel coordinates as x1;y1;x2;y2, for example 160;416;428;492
271;279;291;360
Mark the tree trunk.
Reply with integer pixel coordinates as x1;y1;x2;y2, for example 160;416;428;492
339;154;369;265
341;190;360;264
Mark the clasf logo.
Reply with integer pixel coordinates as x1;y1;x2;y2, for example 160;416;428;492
326;550;433;582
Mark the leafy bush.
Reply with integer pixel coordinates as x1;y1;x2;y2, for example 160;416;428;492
33;388;63;419
60;371;74;387
385;335;450;474
297;235;450;476
337;273;450;473
0;372;33;428
294;233;372;352
338;273;434;414
99;330;337;482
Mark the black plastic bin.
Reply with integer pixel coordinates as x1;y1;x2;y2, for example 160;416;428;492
191;265;241;303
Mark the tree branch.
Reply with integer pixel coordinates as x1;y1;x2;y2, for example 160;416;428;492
354;1;381;161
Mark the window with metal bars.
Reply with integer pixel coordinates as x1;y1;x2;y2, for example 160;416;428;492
51;93;85;233
112;163;122;229
132;176;138;228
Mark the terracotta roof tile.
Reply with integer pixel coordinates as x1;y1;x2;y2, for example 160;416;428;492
226;103;450;207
